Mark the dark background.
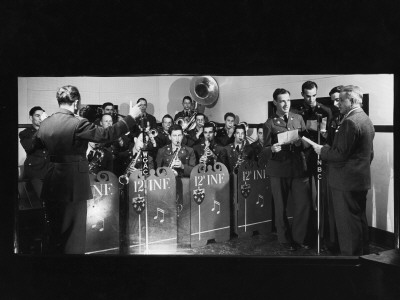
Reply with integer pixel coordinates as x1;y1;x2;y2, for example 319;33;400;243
2;0;400;299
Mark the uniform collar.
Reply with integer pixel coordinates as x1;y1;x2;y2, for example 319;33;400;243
58;108;75;115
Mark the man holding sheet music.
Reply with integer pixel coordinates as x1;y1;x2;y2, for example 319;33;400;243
311;85;374;256
261;88;312;251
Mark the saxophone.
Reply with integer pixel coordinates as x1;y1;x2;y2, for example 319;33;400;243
88;146;105;175
119;151;140;185
233;140;245;174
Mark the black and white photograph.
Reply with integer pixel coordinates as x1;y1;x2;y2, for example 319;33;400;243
4;1;400;299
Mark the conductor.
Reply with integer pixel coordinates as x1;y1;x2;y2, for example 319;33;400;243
34;85;142;254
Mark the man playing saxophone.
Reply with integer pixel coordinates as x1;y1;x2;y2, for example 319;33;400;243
156;124;196;177
193;122;228;168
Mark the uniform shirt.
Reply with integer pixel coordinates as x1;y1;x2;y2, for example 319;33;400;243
130;113;157;138
19;125;52;179
186;127;204;147
193;140;228;168
224;141;253;173
262;112;308;178
250;140;264;162
155;144;196;177
215;127;235;147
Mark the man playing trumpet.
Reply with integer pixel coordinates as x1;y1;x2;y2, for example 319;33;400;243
156;124;196;177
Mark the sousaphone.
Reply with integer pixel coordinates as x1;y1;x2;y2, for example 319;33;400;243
189;75;219;106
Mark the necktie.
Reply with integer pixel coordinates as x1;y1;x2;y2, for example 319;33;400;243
283;115;288;123
235;145;240;152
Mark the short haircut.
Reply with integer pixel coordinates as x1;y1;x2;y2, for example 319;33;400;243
256;123;263;131
329;85;344;96
195;113;205;120
102;102;114;109
203;122;216;132
234;123;247;135
302;81;318;93
182;96;192;103
341;85;363;105
56;85;81;105
162;114;174;123
101;113;113;121
273;88;290;100
168;124;183;135
137;98;147;104
29;106;44;117
224;112;235;121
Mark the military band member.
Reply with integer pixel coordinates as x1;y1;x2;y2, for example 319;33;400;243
193;122;228;168
250;124;264;162
93;102;120;125
186;113;206;147
262;88;311;251
120;133;155;179
327;85;344;146
130;98;158;138
225;123;254;173
87;114;116;174
215;112;236;146
174;96;194;121
33;85;142;254
156;124;196;177
19;106;52;199
155;114;174;148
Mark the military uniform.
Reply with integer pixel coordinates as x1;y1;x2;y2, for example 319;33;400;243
224;141;255;174
215;127;234;147
34;108;136;253
262;112;311;246
19;125;52;198
130;113;157;138
250;140;263;162
186;127;204;147
193;140;228;168
155;144;196;177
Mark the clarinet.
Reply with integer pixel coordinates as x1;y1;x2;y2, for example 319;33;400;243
233;140;245;173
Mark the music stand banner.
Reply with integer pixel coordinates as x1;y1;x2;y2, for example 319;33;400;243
190;163;230;248
86;171;119;254
128;168;177;254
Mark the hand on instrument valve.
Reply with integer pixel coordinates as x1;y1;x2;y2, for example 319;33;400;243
129;101;142;119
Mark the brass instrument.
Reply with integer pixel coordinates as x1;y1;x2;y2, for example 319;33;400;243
88;146;105;175
200;138;214;166
119;151;140;185
233;140;245;173
176;106;198;133
168;147;181;169
149;128;158;137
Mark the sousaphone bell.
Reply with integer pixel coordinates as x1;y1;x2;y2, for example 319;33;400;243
189;76;219;106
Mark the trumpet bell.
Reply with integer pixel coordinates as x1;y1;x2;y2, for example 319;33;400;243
190;76;219;106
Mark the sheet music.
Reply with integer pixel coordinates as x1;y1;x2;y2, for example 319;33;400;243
277;129;298;144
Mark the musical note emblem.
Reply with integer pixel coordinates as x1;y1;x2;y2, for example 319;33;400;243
91;218;105;232
211;200;220;214
256;194;264;207
154;208;165;223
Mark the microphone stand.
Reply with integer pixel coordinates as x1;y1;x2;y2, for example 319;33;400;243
316;113;322;255
140;116;150;254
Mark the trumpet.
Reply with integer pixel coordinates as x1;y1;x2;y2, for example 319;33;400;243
119;151;140;185
148;128;158;138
